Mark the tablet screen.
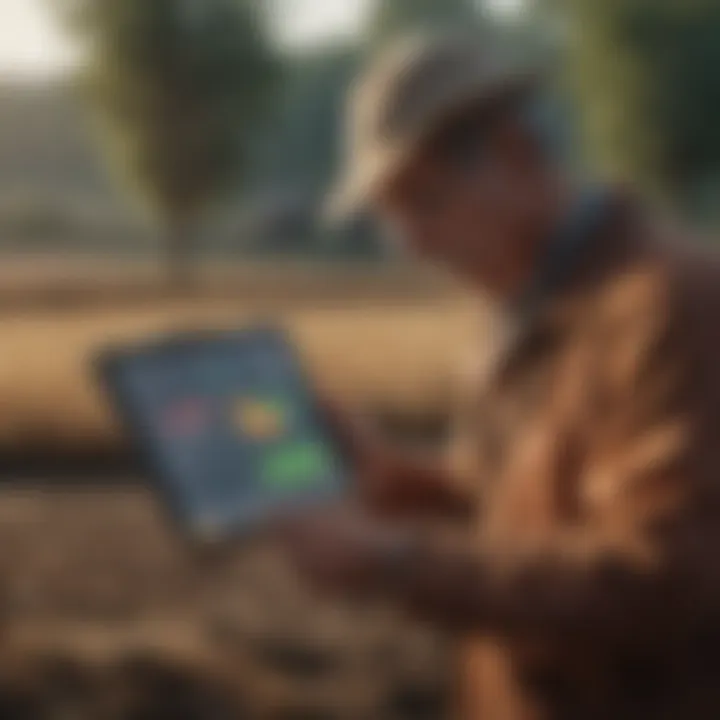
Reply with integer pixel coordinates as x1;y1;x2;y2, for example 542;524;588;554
103;328;348;541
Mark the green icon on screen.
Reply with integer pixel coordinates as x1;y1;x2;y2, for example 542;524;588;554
262;442;334;489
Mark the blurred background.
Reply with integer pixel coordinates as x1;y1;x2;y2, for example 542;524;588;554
0;0;718;718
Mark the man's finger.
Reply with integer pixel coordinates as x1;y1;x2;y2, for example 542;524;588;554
318;397;376;463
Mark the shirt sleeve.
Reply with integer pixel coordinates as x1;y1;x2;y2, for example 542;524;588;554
401;273;716;650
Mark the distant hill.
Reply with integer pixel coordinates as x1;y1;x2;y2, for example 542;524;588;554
0;80;120;212
0;72;383;260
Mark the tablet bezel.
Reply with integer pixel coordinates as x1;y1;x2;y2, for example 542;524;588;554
95;325;350;550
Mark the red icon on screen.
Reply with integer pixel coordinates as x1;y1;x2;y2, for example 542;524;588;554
160;397;210;437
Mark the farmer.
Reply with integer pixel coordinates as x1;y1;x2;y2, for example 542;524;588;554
280;32;720;719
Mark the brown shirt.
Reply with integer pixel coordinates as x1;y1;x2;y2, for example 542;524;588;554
430;198;720;719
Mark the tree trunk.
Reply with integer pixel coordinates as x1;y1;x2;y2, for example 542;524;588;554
165;216;196;292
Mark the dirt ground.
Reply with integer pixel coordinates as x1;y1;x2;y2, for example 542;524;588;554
0;486;451;719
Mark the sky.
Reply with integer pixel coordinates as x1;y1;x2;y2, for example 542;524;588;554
0;0;525;79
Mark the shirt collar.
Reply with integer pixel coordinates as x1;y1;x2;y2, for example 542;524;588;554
510;187;612;328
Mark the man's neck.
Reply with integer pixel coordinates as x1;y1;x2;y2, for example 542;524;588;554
512;183;612;321
477;181;579;304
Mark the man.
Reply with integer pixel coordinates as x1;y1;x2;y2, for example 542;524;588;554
279;33;720;719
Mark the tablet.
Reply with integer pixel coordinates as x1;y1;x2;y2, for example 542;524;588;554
96;326;349;545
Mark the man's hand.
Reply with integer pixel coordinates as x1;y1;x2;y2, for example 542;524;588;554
322;400;472;521
278;505;418;600
276;506;488;631
320;400;393;502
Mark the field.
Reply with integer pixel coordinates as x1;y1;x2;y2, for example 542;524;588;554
0;260;475;461
0;488;449;719
0;259;478;719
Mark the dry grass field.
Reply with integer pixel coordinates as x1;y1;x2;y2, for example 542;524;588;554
0;257;459;311
0;259;480;719
0;260;477;461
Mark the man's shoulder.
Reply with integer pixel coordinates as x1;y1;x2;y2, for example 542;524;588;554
591;220;720;370
597;209;719;309
665;233;720;306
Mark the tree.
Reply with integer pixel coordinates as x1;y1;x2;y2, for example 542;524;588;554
369;0;484;45
53;0;279;286
552;0;720;212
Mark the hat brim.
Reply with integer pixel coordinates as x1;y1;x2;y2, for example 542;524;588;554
323;143;412;225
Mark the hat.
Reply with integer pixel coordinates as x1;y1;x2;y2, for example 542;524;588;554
325;32;538;222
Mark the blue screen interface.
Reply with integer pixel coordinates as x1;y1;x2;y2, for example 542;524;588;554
110;330;347;538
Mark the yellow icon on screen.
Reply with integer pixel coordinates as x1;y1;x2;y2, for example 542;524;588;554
235;398;287;441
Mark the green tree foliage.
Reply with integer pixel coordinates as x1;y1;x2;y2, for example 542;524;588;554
53;0;279;285
555;0;720;210
369;0;484;45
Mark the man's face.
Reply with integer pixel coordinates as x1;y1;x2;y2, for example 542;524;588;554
375;116;540;290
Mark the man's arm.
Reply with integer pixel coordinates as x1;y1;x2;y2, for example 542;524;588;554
363;449;473;521
397;518;682;647
283;274;713;651
325;402;473;522
395;283;709;647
